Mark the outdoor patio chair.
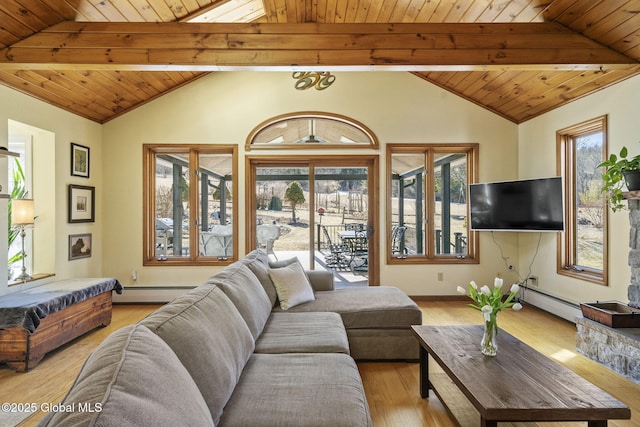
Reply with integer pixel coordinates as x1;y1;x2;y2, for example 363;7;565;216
256;224;280;259
391;225;407;255
346;230;368;273
321;226;349;269
200;225;233;257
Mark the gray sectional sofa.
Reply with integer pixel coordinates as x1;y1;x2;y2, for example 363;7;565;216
40;250;421;426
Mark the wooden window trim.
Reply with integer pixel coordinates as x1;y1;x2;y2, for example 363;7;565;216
386;143;479;265
143;144;238;266
245;154;380;285
556;116;608;285
245;111;378;150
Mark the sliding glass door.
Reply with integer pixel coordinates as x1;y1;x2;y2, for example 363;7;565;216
248;156;378;286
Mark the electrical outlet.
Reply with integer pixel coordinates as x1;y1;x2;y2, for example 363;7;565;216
131;270;137;282
437;272;444;281
528;276;538;287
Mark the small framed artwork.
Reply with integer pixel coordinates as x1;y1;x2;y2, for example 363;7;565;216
69;233;92;260
68;184;95;223
71;143;90;178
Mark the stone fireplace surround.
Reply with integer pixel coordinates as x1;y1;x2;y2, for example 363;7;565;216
575;198;640;384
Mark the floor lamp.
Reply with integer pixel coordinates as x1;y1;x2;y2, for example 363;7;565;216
12;198;34;281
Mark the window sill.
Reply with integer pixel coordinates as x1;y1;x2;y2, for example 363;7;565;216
9;273;55;287
143;258;235;267
557;267;606;286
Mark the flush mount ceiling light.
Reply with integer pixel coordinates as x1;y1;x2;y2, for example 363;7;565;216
292;72;336;91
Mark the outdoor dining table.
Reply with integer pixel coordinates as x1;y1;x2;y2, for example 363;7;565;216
338;230;368;271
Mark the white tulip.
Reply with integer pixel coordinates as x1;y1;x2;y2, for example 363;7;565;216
470;280;478;290
510;284;520;294
481;304;493;322
480;285;491;296
512;302;523;311
494;277;503;289
456;286;467;295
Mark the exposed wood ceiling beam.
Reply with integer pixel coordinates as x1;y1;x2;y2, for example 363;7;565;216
0;22;637;72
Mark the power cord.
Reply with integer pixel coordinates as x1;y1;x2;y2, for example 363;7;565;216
490;231;543;305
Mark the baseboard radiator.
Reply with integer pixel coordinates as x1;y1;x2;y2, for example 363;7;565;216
112;286;196;304
520;285;580;323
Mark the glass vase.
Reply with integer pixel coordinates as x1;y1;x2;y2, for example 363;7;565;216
481;314;498;356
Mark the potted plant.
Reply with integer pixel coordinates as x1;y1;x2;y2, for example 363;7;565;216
598;145;640;211
8;158;27;276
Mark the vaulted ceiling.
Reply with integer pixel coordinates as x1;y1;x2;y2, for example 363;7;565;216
1;1;639;124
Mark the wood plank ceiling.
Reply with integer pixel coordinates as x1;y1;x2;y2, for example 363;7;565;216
0;0;639;124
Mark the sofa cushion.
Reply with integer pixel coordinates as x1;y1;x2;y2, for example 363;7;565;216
255;312;350;354
346;328;420;360
40;324;214;427
242;249;278;307
268;260;315;310
139;285;254;425
272;286;422;329
207;261;272;339
305;269;335;291
218;353;372;427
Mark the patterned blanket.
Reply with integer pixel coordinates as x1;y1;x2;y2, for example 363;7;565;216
0;278;123;333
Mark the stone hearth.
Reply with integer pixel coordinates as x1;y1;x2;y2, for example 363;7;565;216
575;197;640;384
576;316;640;383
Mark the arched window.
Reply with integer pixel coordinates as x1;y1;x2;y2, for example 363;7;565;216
246;112;378;150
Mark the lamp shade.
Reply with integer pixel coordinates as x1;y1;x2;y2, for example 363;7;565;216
12;199;34;225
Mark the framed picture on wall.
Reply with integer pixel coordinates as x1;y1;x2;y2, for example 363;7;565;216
68;184;95;223
71;143;90;178
69;233;92;260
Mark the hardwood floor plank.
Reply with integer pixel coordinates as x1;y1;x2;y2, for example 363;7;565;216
1;301;638;427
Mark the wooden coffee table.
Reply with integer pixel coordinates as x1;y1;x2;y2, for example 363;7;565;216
412;325;631;427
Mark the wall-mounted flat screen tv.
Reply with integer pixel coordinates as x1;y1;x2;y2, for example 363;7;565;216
469;177;564;232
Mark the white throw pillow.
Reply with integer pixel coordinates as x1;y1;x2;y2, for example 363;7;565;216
268;260;315;310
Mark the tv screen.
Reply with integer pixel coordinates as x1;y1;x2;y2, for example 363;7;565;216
469;177;564;232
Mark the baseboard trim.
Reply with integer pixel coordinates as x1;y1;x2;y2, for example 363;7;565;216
410;288;579;323
410;295;467;302
113;286;196;304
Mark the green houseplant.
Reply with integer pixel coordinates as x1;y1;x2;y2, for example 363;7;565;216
598;145;640;212
8;158;28;269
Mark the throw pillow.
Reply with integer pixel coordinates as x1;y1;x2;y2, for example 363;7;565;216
268;256;299;269
268;260;315;310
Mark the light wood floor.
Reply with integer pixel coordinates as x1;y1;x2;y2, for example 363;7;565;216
1;301;638;427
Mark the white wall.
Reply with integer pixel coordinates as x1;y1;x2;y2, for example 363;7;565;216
102;71;519;294
518;74;640;305
0;84;103;296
